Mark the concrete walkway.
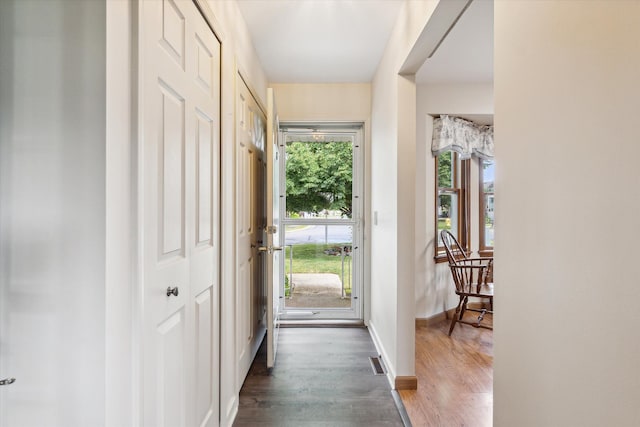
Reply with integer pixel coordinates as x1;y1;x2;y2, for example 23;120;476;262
286;273;350;308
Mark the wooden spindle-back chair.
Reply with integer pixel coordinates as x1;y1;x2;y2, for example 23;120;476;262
440;229;494;335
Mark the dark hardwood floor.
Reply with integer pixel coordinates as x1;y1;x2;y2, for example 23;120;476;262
234;327;404;427
399;315;493;427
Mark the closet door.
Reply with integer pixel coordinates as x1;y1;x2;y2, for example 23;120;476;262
140;1;220;426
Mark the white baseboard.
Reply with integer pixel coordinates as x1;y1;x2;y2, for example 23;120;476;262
367;320;397;390
222;396;238;427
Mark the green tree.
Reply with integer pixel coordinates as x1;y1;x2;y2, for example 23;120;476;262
438;152;452;187
286;141;353;216
437;152;453;216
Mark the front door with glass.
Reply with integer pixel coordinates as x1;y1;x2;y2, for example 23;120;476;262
279;124;363;320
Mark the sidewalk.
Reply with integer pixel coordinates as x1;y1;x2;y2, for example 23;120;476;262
286;273;350;308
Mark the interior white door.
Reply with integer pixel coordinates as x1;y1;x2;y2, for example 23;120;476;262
141;1;220;426
265;88;281;368
235;78;267;383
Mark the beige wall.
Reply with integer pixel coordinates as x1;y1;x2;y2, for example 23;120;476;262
271;83;370;122
415;83;493;318
494;1;640;425
369;0;439;383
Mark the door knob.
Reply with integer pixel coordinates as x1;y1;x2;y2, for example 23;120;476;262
166;287;179;297
0;378;16;386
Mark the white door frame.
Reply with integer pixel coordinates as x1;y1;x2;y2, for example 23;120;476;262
278;122;365;321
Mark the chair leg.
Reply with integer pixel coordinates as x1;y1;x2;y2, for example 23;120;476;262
460;296;469;319
448;296;464;336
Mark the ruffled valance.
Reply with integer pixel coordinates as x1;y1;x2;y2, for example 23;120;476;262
431;115;494;160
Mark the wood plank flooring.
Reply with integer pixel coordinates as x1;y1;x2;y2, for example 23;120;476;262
400;316;493;427
234;327;404;427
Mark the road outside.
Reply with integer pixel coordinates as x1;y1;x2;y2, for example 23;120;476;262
284;225;352;245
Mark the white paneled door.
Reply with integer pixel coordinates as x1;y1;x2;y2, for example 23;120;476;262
141;1;220;426
236;77;267;385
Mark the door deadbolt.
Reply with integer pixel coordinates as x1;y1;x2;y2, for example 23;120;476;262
166;287;179;297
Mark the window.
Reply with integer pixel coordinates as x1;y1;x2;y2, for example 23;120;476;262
435;151;470;261
479;159;495;255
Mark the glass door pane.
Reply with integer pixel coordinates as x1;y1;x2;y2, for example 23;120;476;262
279;124;362;320
285;137;354;220
284;225;353;310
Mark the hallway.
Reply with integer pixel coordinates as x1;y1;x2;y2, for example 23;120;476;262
234;328;404;426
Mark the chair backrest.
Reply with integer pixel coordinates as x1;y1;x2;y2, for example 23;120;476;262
440;229;468;265
441;229;493;295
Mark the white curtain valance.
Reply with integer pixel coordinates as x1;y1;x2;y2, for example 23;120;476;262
431;115;494;160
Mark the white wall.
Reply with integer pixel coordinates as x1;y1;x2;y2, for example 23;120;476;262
0;0;106;425
204;1;268;425
415;83;493;318
494;1;640;425
369;0;438;384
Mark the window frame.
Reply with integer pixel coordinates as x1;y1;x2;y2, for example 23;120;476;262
434;151;470;263
479;158;494;256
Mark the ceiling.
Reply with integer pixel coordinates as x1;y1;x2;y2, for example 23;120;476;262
416;0;493;84
236;0;403;83
236;0;493;85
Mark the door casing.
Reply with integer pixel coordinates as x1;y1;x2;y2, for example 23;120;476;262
278;123;365;321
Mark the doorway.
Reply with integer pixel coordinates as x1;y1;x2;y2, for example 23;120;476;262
278;124;364;320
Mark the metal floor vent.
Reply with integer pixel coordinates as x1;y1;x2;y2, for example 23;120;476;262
369;356;386;375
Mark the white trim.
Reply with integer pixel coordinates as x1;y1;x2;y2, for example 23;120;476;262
367;320;397;390
218;53;239;427
193;0;226;43
223;397;238;427
133;0;146;424
278;124;365;321
237;69;267;116
105;0;140;425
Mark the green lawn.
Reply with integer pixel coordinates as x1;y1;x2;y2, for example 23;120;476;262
438;218;451;230
284;243;352;296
